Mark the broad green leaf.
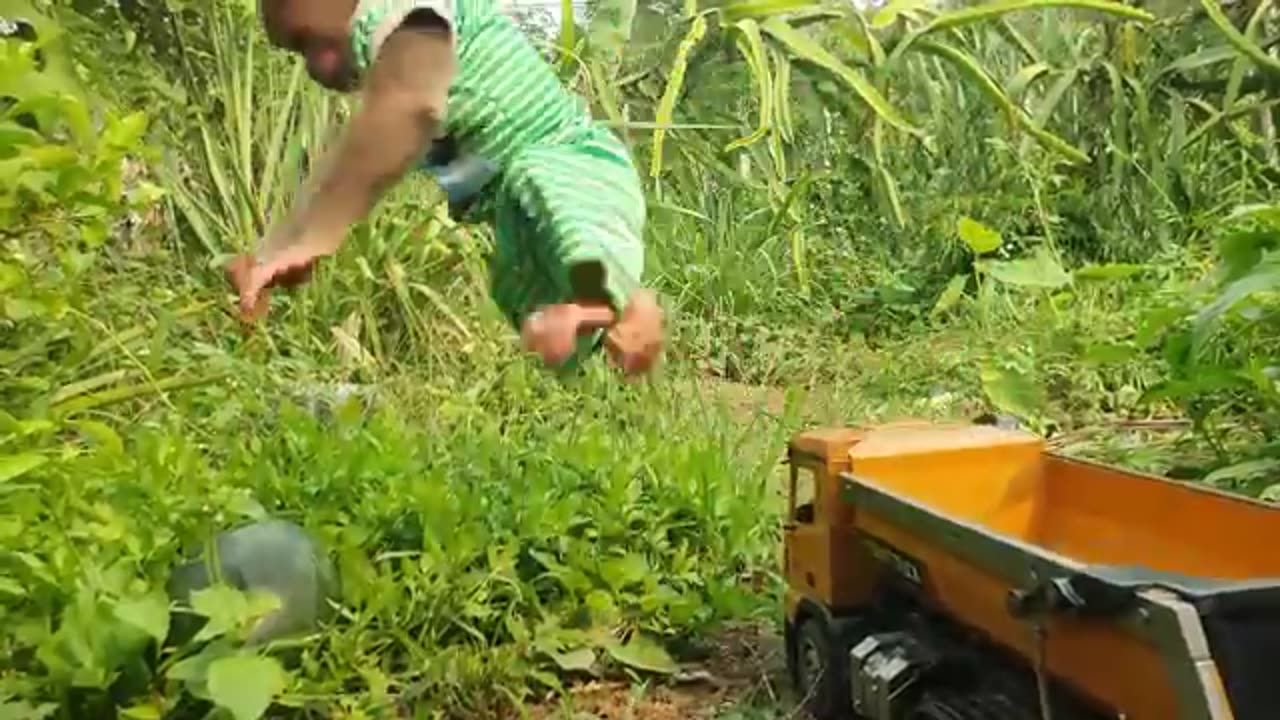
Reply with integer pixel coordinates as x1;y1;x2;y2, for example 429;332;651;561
0;699;60;720
979;361;1044;419
207;654;288;720
979;247;1071;288
601;553;648;589
68;420;124;454
606;632;678;674
0;575;25;597
760;17;921;137
585;589;620;624
1083;343;1137;364
102;111;149;152
932;274;969;316
720;0;816;22
0;453;46;484
118;702;164;720
957;216;1002;254
651;14;708;178
550;647;597;672
190;585;283;643
1074;263;1146;281
1192;258;1280;352
114;592;171;643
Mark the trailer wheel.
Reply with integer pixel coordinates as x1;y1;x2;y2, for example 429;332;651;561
794;617;850;720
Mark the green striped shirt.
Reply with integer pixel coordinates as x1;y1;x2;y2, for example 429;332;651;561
349;0;646;362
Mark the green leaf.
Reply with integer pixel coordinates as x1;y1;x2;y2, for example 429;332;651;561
1074;263;1146;281
0;453;47;484
892;0;1153;63
725;20;773;153
605;632;678;674
1083;343;1137;365
1198;0;1280;78
760;17;921;137
931;274;969;316
206;654;288;720
651;15;708;179
585;0;637;69
1007;61;1052;99
190;585;282;642
68;420;124;454
979;247;1071;288
957;216;1002;254
600;553;649;590
118;702;164;720
1261;484;1280;503
870;0;930;29
0;699;60;720
914;40;1089;164
1203;459;1280;486
1191;258;1280;353
0;575;25;597
114;591;171;643
719;0;817;22
1159;45;1240;77
550;647;597;672
979;361;1044;419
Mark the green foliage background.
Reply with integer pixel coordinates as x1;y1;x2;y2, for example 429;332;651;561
5;0;1280;717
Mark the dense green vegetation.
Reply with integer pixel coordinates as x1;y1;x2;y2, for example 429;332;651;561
4;0;1280;717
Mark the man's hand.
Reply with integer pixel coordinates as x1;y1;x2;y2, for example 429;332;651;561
225;248;319;324
604;289;664;376
520;290;664;377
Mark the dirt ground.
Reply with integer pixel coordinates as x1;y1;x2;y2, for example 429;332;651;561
522;624;802;720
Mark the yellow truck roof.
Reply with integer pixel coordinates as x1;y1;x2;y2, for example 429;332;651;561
848;422;1044;461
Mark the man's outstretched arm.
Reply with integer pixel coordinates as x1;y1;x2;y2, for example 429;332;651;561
234;16;455;319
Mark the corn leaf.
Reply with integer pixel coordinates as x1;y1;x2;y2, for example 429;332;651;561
651;14;709;178
760;17;921;136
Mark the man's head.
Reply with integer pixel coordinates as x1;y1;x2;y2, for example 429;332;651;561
259;0;360;92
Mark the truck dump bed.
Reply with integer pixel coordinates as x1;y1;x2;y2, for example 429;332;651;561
838;424;1280;720
846;424;1280;580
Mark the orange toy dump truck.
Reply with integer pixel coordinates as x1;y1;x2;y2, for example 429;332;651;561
782;420;1280;720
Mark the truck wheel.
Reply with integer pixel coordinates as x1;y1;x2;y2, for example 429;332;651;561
910;690;1030;720
794;617;851;720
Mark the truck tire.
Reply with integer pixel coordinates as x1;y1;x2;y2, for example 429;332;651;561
910;690;1033;720
794;616;852;720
